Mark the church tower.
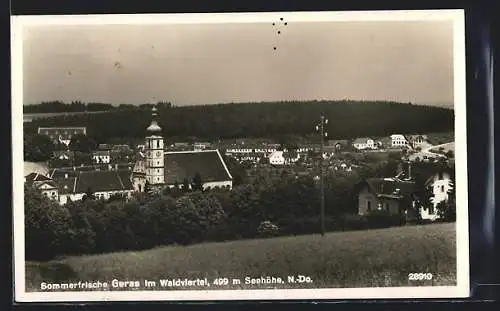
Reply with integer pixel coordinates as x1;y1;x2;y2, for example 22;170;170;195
145;106;165;185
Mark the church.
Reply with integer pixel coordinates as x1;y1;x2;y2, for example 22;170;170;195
131;106;233;193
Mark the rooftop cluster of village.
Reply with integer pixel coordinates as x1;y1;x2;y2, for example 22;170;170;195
25;107;455;222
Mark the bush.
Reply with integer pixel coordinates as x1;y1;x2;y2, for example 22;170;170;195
364;210;401;229
339;214;370;231
168;192;227;245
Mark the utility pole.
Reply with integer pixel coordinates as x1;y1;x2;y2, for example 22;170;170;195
315;115;328;237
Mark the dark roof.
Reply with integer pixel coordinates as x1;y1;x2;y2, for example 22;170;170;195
164;150;232;184
359;178;416;200
25;172;52;184
49;169;79;179
33;180;58;190
55;177;77;194
92;150;110;156
74;170;134;193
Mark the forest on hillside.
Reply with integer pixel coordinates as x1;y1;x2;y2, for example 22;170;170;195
23;100;454;144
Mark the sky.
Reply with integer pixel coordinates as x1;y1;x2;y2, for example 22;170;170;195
22;19;455;107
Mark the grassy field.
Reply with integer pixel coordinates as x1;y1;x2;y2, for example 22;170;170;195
26;223;456;291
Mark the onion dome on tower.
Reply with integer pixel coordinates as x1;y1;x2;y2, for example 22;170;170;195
146;106;162;133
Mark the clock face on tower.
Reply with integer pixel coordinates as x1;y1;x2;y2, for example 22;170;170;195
156;151;162;157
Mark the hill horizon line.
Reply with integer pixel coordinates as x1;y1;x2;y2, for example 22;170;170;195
23;99;454;110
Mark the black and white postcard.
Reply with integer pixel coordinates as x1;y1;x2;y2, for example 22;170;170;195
12;10;469;302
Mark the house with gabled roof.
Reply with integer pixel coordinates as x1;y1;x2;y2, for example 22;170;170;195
25;172;59;202
356;161;455;221
356;177;418;217
48;168;135;205
352;137;375;150
38;127;87;146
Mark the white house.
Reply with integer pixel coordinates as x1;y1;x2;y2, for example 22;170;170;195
269;151;285;165
408;135;429;149
352;137;375;150
421;170;453;221
194;142;211;152
92;150;111;164
390;134;409;148
38;127;87;146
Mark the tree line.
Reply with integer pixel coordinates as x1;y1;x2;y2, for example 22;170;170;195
24;100;453;144
23;101;173;114
25;157;455;261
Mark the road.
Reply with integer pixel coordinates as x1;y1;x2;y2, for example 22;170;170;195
409;142;454;161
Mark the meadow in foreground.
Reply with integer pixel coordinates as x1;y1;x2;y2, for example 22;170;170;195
26;223;456;291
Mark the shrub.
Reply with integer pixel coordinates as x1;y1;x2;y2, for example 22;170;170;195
364;210;401;229
169;192;227;245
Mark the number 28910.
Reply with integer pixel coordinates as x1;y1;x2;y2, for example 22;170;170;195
408;273;433;281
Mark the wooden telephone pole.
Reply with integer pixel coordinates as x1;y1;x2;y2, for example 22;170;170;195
315;115;328;237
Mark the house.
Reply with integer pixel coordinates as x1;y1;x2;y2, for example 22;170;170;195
352;137;375;150
48;168;135;205
283;150;300;165
408;135;429;149
38;127;87;146
53;150;74;161
421;169;454;220
356;160;455;221
268;151;285;165
328;140;349;151
356;177;418;217
25;172;59;202
92;150;111;164
390;134;409;148
193;142;211;152
98;143;113;150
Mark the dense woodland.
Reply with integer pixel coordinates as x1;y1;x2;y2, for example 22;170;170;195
24;100;453;144
23;101;173;113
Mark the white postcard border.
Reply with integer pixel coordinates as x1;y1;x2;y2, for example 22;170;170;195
12;9;469;302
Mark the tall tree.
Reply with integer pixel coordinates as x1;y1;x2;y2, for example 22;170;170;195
69;134;96;153
24;133;55;162
191;173;204;191
181;178;190;193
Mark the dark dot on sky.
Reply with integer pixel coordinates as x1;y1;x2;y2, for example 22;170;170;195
273;47;277;50
272;22;275;26
284;22;287;25
280;17;283;21
277;31;281;34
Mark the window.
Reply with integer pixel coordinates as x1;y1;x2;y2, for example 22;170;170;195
367;200;372;212
385;203;390;211
156;140;159;149
441;185;445;192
